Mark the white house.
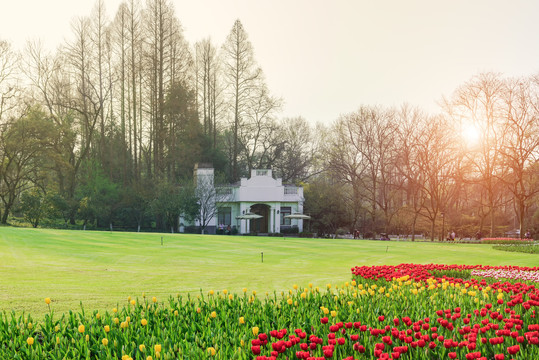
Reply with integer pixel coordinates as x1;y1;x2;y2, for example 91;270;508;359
185;163;306;234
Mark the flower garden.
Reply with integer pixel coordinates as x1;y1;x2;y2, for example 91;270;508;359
1;264;538;359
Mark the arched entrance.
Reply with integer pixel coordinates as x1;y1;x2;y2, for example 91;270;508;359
250;204;270;233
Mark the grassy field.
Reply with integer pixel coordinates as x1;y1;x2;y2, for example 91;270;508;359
0;227;537;317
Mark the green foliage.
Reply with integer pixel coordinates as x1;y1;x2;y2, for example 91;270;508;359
47;193;72;226
0;107;54;224
492;244;539;254
481;239;532;245
303;177;352;236
281;226;299;234
119;181;153;231
19;189;48;228
431;269;472;280
77;161;120;228
150;181;199;232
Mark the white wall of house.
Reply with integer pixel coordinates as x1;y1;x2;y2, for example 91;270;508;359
188;167;305;234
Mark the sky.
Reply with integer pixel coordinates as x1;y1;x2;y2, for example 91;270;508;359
1;0;538;124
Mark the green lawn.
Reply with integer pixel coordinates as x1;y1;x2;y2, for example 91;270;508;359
0;227;537;317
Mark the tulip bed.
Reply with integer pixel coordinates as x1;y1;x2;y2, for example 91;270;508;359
1;264;538;360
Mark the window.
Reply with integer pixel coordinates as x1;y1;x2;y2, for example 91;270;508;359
256;170;268;176
218;207;231;226
284;187;297;195
280;206;291;225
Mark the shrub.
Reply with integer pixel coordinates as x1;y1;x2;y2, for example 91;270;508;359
363;231;375;239
281;226;299;234
492;244;539;254
431;269;472;280
481;237;533;244
184;225;201;234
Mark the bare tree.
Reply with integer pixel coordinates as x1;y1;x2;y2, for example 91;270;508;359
444;72;508;237
222;19;262;181
142;0;191;179
0;40;19;124
394;105;428;240
90;0;112;166
239;83;282;173
111;1;130;183
327;106;402;233
22;18;104;223
272;117;316;183
499;76;539;238
195;173;230;234
414;115;461;240
195;38;224;149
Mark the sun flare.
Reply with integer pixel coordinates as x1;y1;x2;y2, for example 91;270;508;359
461;122;480;144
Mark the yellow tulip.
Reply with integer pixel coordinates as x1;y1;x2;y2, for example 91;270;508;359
78;325;85;333
207;347;216;356
141;319;148;326
45;297;51;305
252;326;259;336
154;344;162;353
139;344;146;352
239;317;245;324
104;325;110;333
102;338;108;346
211;311;217;318
27;337;34;346
152;296;157;303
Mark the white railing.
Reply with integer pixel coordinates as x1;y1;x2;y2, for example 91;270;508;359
284;187;298;195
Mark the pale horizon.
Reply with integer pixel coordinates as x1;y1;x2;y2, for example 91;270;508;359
1;0;538;124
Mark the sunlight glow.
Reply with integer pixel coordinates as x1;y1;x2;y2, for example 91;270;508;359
461;122;481;144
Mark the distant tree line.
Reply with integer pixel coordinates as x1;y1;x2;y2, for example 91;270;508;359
0;1;537;237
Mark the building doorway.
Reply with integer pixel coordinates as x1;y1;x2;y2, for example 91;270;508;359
250;204;270;233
